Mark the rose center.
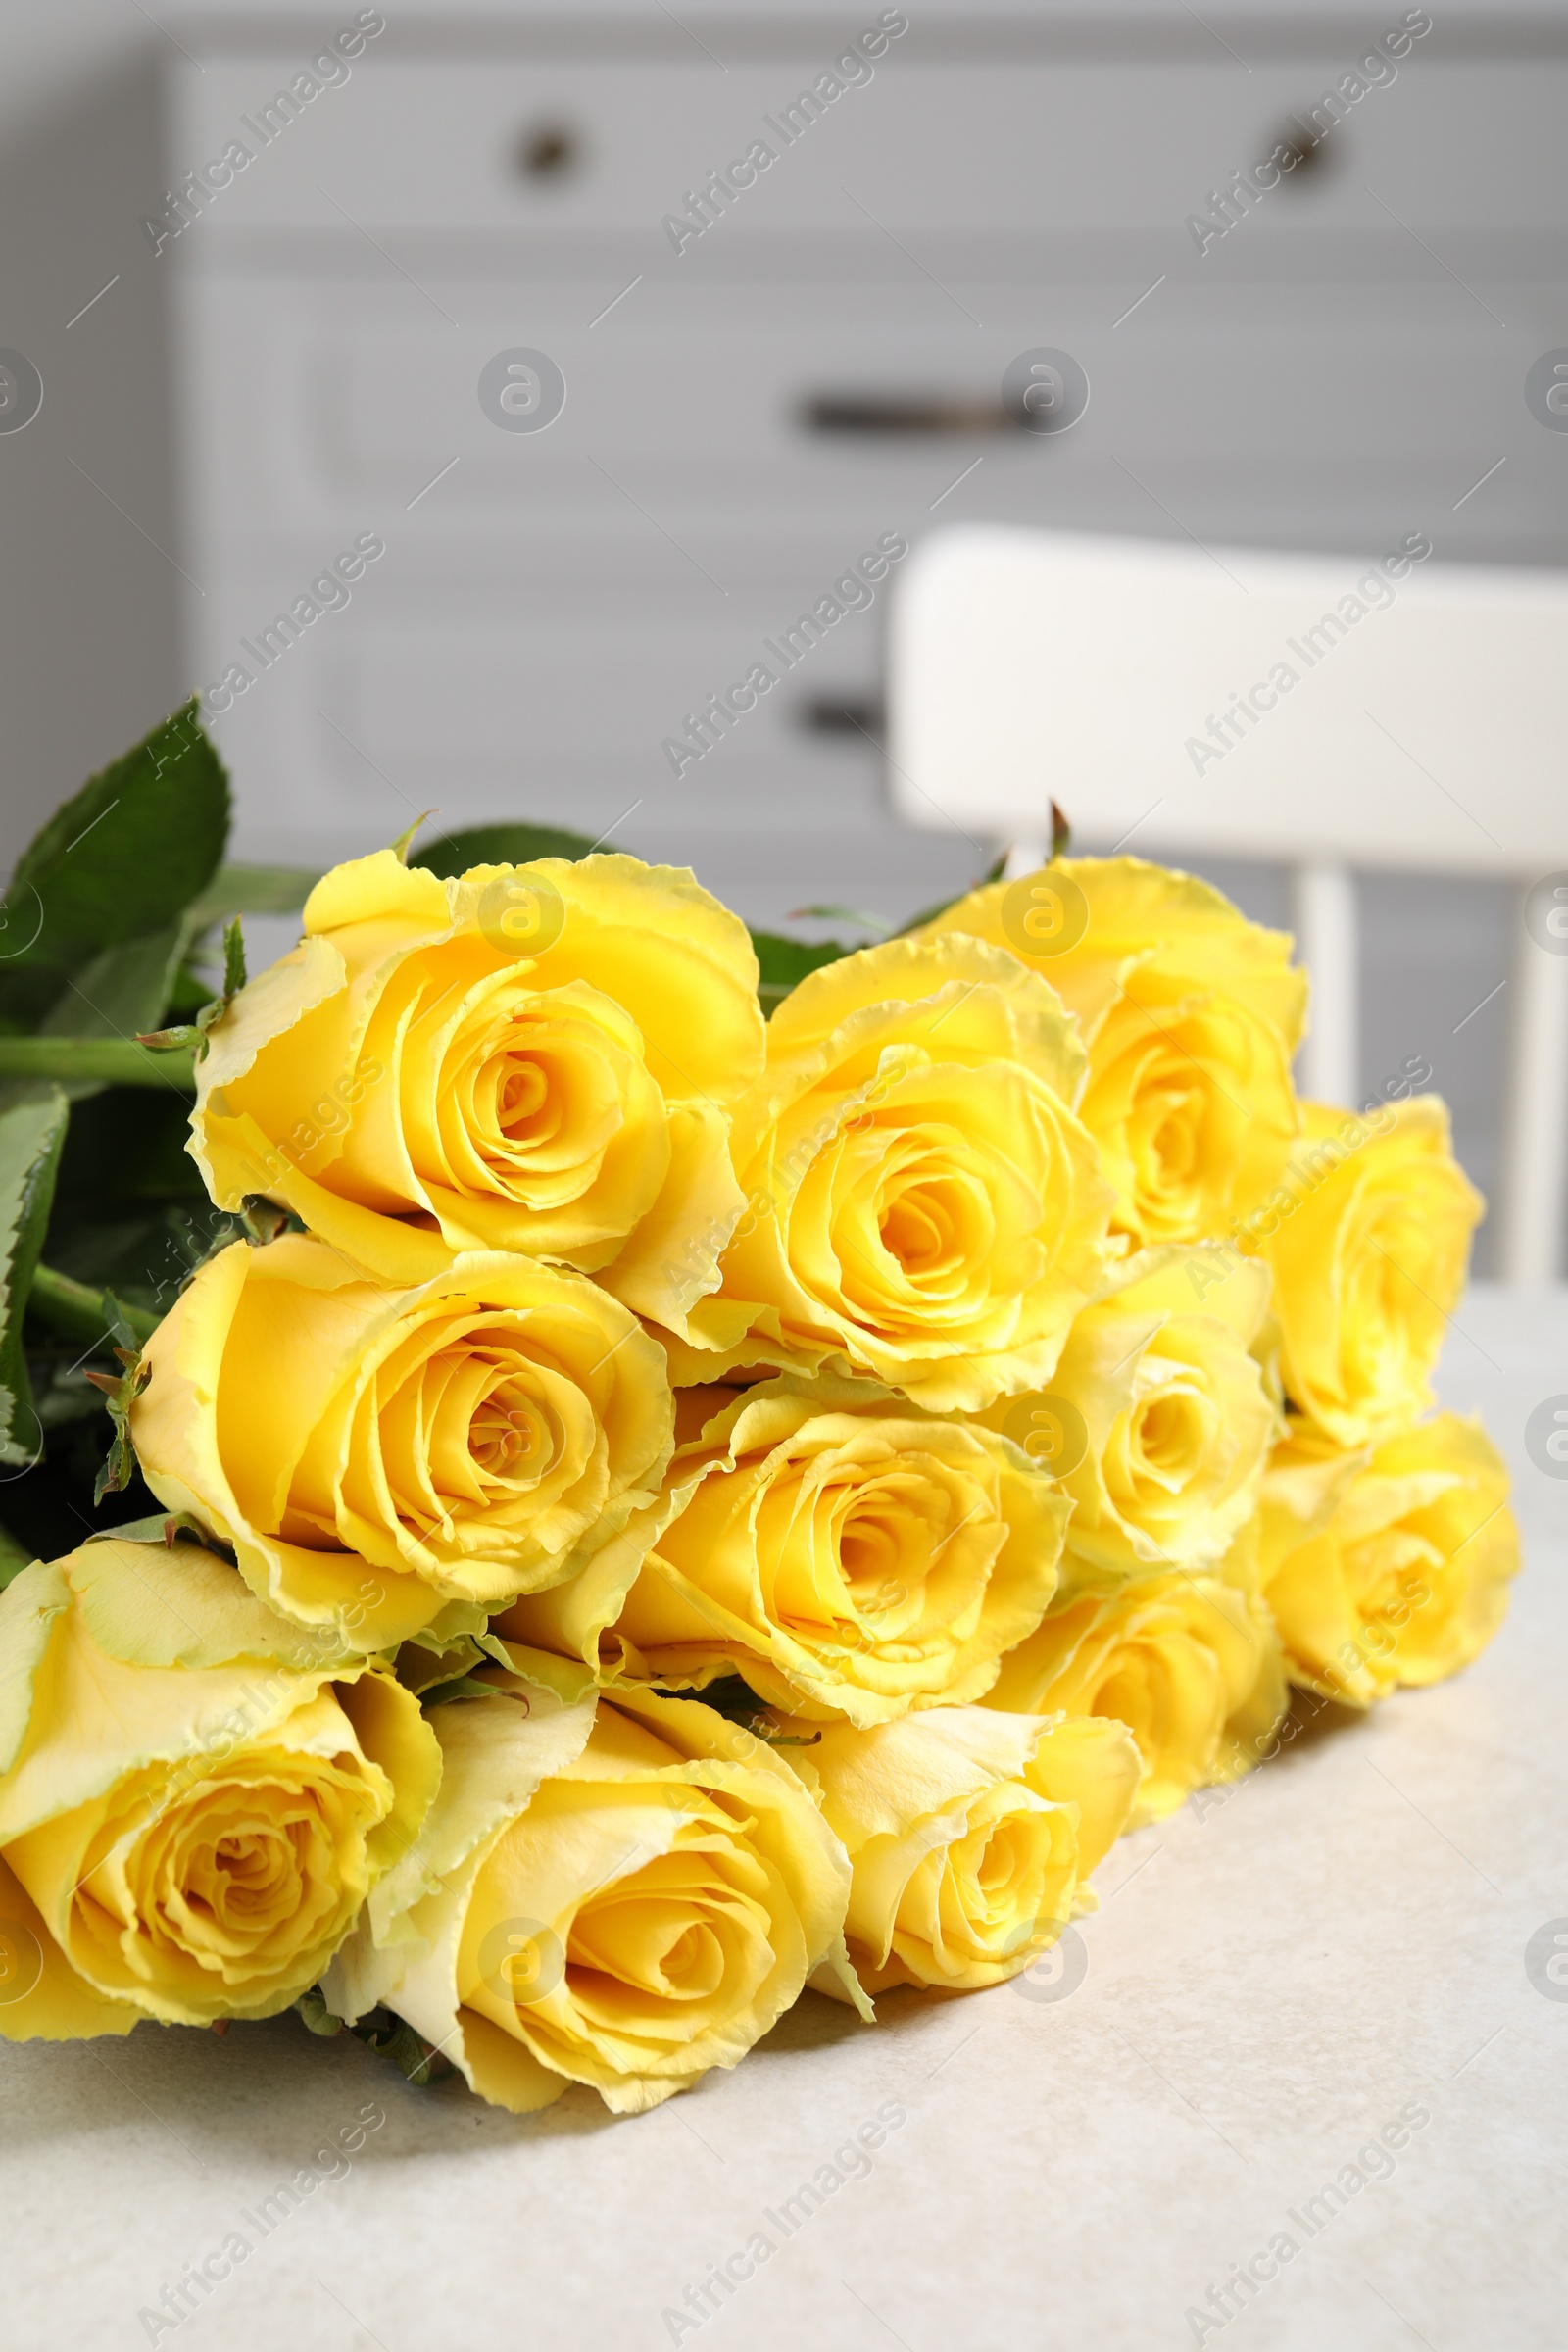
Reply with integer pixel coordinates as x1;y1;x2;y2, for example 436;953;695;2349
494;1056;552;1137
469;1391;545;1477
880;1181;962;1278
1135;1391;1203;1477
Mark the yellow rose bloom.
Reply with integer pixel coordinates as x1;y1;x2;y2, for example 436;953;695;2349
130;1235;674;1653
670;935;1115;1412
982;1247;1278;1595
784;1706;1140;1996
495;1375;1068;1725
920;858;1304;1247
1261;1414;1518;1704
986;1568;1287;1827
0;1541;438;2035
1245;1098;1483;1448
189;851;765;1332
328;1684;850;2116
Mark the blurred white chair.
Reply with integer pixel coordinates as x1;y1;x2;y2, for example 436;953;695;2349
887;525;1568;1284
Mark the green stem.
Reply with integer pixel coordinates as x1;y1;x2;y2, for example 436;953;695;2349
27;1263;160;1348
0;1038;196;1090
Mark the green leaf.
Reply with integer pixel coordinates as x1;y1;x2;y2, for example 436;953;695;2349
31;917;199;1101
1050;799;1073;859
750;931;854;1017
786;905;891;935
0;1092;70;1468
413;821;600;878
0;702;229;1029
187;862;318;925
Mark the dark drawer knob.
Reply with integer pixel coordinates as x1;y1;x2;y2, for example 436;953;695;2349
516;122;581;180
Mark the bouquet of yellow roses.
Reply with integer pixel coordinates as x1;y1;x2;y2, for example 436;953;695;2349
0;707;1517;2115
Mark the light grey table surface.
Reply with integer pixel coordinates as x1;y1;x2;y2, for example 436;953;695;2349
4;1283;1565;2352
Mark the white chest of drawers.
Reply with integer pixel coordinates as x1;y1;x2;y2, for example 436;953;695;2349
164;13;1568;929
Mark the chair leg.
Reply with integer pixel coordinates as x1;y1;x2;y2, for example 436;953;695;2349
1291;863;1359;1108
1499;894;1568;1285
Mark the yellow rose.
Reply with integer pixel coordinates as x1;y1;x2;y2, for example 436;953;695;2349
130;1234;674;1652
328;1684;849;2115
670;935;1115;1411
981;1246;1277;1595
986;1568;1287;1827
1261;1413;1518;1704
920;858;1304;1246
1245;1098;1483;1448
189;851;765;1332
782;1706;1140;1996
495;1375;1068;1725
0;1541;437;2035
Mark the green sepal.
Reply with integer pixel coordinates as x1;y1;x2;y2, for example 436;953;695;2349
83;1508;235;1563
659;1672;821;1747
295;1989;454;2085
296;1984;345;2038
419;1673;516;1706
139;915;247;1058
86;1323;151;1505
389;809;440;865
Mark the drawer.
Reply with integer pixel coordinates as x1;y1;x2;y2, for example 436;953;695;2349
166;44;1568;243
180;280;1568;561
195;600;897;834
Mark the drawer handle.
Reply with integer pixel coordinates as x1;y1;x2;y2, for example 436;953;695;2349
803;395;1015;435
798;695;884;736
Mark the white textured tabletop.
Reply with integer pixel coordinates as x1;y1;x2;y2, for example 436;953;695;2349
6;1284;1566;2352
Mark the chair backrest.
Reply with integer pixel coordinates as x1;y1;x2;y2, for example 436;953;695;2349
887;525;1568;1282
